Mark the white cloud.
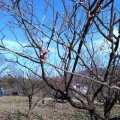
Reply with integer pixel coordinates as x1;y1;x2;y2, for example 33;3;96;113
86;27;120;56
113;27;119;37
3;39;25;51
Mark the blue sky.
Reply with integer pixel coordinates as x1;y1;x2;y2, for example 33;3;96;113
0;0;120;77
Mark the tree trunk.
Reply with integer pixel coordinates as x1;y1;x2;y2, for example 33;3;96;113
89;110;98;120
104;99;110;120
104;111;110;120
28;94;32;109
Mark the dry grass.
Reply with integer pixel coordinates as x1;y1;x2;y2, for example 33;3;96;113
0;96;78;120
0;96;120;120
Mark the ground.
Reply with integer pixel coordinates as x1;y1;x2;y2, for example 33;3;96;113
0;96;79;120
0;96;120;120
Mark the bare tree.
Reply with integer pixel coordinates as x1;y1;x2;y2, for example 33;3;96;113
16;71;46;109
0;0;120;119
7;66;48;119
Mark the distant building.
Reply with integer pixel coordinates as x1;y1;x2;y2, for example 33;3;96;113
73;83;88;94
